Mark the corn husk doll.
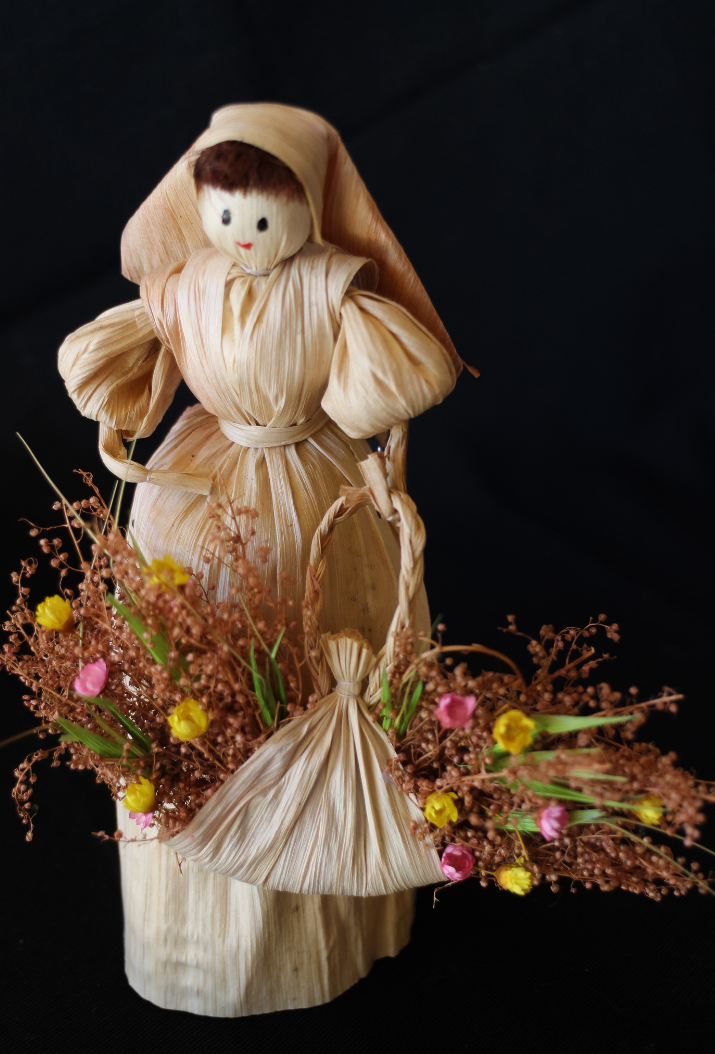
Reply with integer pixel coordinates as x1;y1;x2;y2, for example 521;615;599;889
58;104;461;1016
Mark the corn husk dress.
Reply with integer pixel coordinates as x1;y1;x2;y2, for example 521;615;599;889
58;103;460;1017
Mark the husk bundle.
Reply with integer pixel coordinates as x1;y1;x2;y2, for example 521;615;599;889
169;629;442;895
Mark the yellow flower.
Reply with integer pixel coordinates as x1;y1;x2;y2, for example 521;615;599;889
123;776;156;813
148;554;191;589
167;698;210;740
424;791;459;828
35;594;75;633
633;794;663;826
493;709;536;755
496;863;533;896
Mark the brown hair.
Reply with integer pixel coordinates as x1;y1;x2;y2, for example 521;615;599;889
193;140;307;203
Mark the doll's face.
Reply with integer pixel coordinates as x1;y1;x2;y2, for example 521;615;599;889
198;186;312;271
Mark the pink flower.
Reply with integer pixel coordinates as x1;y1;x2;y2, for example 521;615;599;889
433;692;477;728
537;804;569;840
128;810;154;831
440;843;475;882
73;658;108;697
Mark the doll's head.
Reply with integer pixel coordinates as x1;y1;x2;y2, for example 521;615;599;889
194;141;311;271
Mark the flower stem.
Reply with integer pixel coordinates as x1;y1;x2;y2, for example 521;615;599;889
0;726;50;749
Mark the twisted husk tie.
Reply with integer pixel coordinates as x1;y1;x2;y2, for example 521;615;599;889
168;459;444;897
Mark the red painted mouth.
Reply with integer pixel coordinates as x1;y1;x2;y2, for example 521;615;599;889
235;241;253;249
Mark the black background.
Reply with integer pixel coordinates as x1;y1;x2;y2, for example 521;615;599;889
2;1;714;1049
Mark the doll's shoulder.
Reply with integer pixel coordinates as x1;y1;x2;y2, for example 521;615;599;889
296;242;379;295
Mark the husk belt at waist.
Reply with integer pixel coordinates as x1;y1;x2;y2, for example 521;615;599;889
99;408;330;497
217;409;328;448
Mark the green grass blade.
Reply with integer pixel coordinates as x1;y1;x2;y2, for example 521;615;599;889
497;810;542;833
107;594;168;663
393;669;415;732
381;667;392;730
85;709;147;759
523;779;660;813
270;627;286;661
250;641;274;726
54;717;126;758
488;747;600;772
567;769;627;782
533;713;634;734
567;809;607;826
522;779;599;805
267;651;286;708
107;594;186;683
94;698;153;753
397;679;423;736
83;703;128;745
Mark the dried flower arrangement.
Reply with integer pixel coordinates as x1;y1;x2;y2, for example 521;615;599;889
3;468;303;843
382;618;715;900
3;459;714;903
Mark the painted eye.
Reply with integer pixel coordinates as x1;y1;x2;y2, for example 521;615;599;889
257;217;268;232
221;209;231;226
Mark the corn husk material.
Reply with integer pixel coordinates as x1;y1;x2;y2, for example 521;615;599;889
118;802;415;1017
120;103;461;373
169;629;443;895
58;243;454;658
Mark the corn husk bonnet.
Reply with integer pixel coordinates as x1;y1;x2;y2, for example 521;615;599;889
120;102;460;372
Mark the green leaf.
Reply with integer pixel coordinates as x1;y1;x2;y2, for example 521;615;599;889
381;667;392;730
522;779;654;813
270;626;286;661
250;640;274;726
532;713;634;734
381;666;391;705
488;747;600;772
94;698;153;754
54;717;126;759
263;628;287;713
497;807;609;833
393;669;416;732
267;635;287;710
521;779;600;805
83;703;128;745
107;594;186;684
107;594;167;662
496;810;541;833
567;809;607;826
567;769;627;782
486;744;509;762
397;679;423;736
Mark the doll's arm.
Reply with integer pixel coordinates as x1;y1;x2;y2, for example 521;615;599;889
321;289;457;440
58;299;180;437
58;298;210;493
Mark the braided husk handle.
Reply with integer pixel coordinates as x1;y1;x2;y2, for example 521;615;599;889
385;420;408;493
302;451;426;702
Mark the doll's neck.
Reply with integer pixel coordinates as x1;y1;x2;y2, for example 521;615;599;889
239;264;277;277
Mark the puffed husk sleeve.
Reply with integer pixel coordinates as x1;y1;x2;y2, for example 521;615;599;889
58;299;181;439
321;289;457;439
